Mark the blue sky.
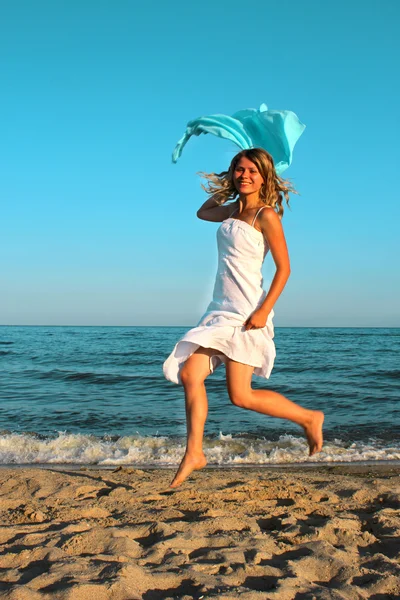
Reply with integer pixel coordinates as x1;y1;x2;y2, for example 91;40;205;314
1;0;399;326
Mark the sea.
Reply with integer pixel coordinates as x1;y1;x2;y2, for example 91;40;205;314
1;326;399;467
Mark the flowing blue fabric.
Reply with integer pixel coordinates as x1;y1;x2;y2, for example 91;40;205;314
172;103;305;174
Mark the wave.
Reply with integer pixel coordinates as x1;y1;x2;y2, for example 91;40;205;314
21;369;145;385
374;369;400;379
1;431;399;466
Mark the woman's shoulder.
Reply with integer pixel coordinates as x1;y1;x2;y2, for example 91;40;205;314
259;205;282;224
227;199;240;217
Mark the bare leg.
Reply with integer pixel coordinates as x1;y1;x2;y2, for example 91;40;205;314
170;348;216;488
226;360;324;455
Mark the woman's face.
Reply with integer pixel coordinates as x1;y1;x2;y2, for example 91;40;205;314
233;156;264;195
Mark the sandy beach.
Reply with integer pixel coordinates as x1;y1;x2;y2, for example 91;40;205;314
0;464;399;599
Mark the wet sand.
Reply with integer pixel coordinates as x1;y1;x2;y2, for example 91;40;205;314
0;464;399;599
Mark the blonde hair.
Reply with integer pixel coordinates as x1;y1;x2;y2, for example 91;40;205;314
198;148;297;217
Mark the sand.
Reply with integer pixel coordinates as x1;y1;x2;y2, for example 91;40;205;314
0;464;399;599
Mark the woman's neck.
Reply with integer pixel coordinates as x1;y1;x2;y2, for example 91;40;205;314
238;192;264;210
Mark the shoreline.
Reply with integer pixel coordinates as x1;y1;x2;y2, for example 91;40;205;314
1;459;400;471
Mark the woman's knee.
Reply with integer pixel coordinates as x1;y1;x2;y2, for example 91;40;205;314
228;389;252;409
180;363;207;387
179;348;215;387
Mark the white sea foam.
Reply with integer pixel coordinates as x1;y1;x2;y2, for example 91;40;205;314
1;432;400;466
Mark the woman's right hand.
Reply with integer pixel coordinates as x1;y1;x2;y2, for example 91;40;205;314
212;192;228;205
197;197;237;222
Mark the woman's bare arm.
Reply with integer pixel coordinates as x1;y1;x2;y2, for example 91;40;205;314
244;208;290;329
197;195;238;222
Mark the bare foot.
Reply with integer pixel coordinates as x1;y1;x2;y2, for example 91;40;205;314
304;411;324;456
170;452;207;488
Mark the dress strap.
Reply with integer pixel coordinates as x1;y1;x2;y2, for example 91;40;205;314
230;205;239;217
251;206;266;227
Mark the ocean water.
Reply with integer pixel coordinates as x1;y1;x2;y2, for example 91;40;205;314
1;325;399;466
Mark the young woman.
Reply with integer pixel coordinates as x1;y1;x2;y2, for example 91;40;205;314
163;148;324;488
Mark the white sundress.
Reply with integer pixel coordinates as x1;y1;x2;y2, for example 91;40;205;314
163;206;276;384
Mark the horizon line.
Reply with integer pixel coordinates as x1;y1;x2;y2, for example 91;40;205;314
0;324;399;329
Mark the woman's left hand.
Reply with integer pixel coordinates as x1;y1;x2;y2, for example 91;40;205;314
244;309;268;330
